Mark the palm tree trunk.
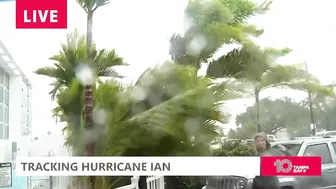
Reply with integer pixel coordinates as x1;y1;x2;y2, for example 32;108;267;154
84;86;94;155
86;10;93;59
255;90;261;132
84;8;95;189
84;9;94;156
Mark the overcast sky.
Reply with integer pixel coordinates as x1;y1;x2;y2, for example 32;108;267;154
0;0;336;134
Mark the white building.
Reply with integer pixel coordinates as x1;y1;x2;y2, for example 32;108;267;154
0;40;32;158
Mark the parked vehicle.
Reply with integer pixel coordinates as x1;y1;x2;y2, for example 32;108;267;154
243;139;254;146
267;134;276;141
203;136;336;189
316;131;336;137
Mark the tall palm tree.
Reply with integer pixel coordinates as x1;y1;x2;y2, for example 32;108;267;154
168;0;275;132
34;30;125;151
35;30;125;188
75;0;110;157
170;0;333;132
207;46;334;132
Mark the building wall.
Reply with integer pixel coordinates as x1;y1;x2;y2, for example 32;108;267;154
0;68;10;139
0;40;32;157
9;75;32;156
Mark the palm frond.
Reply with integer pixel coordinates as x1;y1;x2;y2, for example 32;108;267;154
170;0;272;67
76;0;110;12
34;30;127;100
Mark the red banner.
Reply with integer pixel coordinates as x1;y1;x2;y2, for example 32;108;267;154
16;0;67;29
261;156;322;176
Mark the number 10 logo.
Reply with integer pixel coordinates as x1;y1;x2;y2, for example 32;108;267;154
274;159;293;173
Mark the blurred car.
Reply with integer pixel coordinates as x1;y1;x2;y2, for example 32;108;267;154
243;139;254;146
267;134;276;141
316;131;336;137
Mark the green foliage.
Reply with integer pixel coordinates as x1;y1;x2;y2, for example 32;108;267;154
100;62;239;157
90;62;240;188
206;46;287;80
34;30;125;100
169;0;271;68
165;176;206;189
207;43;333;131
235;98;311;136
234;96;336;137
303;90;336;131
212;141;254;156
227;125;256;140
35;0;336;188
169;0;332;132
34;30;126;157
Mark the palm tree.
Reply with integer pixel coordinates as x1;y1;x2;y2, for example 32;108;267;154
207;46;334;132
35;30;125;188
168;0;277;132
75;0;110;158
76;0;110;58
34;31;126;154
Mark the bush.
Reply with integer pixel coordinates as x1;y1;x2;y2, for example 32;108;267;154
212;141;254;156
165;176;206;189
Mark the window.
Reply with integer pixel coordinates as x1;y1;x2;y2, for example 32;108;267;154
0;87;3;103
4;73;9;89
0;106;3;123
4;107;8;124
3;124;8;139
273;143;302;156
304;143;332;164
0;123;3;139
332;142;336;154
0;69;4;84
4;90;9;105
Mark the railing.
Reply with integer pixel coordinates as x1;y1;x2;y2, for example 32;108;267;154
115;176;164;189
115;176;140;189
147;176;164;189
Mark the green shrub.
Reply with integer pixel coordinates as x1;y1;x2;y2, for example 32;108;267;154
165;176;206;189
212;141;254;156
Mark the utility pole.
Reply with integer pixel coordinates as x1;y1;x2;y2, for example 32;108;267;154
305;61;316;136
